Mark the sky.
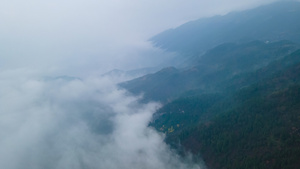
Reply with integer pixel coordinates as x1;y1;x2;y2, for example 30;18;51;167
0;1;284;169
0;0;279;76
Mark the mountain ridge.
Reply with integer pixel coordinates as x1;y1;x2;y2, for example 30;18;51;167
120;40;299;102
150;1;300;56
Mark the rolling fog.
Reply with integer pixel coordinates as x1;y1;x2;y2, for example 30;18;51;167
0;71;202;169
0;0;279;168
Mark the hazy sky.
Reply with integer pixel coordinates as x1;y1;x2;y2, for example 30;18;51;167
0;0;279;76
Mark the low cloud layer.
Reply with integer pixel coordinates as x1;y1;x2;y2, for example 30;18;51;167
0;71;202;169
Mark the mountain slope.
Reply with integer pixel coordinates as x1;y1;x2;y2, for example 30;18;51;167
119;2;300;168
120;40;298;102
150;1;300;55
150;49;300;169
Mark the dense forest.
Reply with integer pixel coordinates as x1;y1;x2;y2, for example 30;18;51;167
150;50;300;169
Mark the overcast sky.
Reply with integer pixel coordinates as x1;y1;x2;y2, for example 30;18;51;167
0;0;279;76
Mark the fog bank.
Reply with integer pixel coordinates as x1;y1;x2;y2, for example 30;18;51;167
0;71;202;169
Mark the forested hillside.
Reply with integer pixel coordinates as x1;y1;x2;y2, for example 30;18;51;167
149;49;300;169
121;40;298;102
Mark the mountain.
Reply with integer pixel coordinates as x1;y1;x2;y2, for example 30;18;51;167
150;1;300;55
150;49;300;169
102;67;163;79
120;40;298;102
119;1;300;168
150;49;300;136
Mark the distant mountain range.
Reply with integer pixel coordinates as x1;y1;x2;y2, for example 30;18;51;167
150;1;300;56
120;1;300;169
102;67;162;79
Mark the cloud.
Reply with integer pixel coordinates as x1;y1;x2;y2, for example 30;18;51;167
0;71;203;169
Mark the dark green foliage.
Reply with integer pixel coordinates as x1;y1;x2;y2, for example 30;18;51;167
150;94;224;136
176;84;300;169
150;50;300;169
